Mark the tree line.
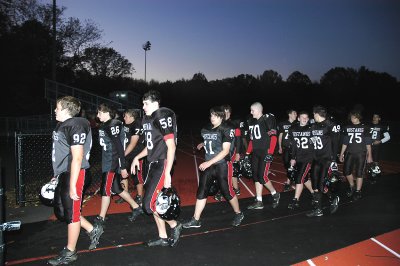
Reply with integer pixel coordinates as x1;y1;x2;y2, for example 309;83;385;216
0;0;398;121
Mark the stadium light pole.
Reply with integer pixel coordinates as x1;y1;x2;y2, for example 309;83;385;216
142;41;151;82
52;0;57;81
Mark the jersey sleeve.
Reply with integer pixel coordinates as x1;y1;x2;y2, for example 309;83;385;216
68;121;89;146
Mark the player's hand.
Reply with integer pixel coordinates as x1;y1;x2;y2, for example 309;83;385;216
131;157;140;174
121;169;129;178
69;187;79;201
264;154;274;163
199;161;211;171
197;143;205;150
164;173;172;188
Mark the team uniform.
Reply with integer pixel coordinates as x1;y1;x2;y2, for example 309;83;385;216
369;122;390;162
278;120;296;169
196;122;235;201
342;123;372;177
52;117;92;224
308;119;340;216
141;107;177;215
288;123;314;185
246;113;277;184
98;119;126;196
124;119;146;185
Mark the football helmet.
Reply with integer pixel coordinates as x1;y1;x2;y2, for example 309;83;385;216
39;177;58;207
240;155;253;179
368;164;381;178
287;166;297;182
324;165;340;192
155;187;181;220
207;178;220;196
232;161;242;178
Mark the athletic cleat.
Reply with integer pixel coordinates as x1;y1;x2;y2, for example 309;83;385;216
283;183;291;192
48;247;77;265
135;195;143;205
128;207;144;222
182;217;201;228
145;238;169;247
214;192;223;201
330;195;340;214
346;186;355;197
247;200;264;210
233;187;241;196
93;215;105;228
306;208;323;217
353;191;362;201
272;192;280;208
115;197;125;204
231;212;244;227
288;198;299;210
169;222;183;247
88;224;104;250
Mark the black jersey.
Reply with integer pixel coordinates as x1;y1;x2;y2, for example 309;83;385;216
289;123;314;162
201;123;233;164
98;118;126;172
369;123;390;142
142;107;177;162
52;117;92;176
124;119;144;158
278;120;296;148
247;113;277;151
224;118;241;159
342;123;372;153
310;119;340;161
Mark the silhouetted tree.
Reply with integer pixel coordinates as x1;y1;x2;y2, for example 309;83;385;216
80;47;133;77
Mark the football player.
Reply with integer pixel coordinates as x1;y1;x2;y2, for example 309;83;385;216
307;105;341;217
246;102;280;210
182;106;244;229
115;109;146;205
48;96;103;265
369;113;390;183
278;109;297;191
94;103;143;227
287;111;314;209
339;110;373;200
131;90;183;247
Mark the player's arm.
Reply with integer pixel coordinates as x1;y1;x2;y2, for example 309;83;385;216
164;134;176;188
69;144;83;201
278;132;283;154
131;147;148;174
125;135;139;156
199;142;231;171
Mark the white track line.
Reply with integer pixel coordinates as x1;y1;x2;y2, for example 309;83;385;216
239;178;255;197
370;237;400;258
306;259;317;266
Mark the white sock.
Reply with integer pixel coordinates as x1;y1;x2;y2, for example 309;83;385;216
256;196;262;201
271;191;276;195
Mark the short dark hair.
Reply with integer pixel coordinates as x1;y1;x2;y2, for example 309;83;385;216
313;105;327;118
222;104;232;113
349;110;362;121
210;106;225;120
143;90;161;104
287;109;296;115
97;103;116;118
298;110;308;117
124;109;139;119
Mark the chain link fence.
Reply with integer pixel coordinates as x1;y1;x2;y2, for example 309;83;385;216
15;131;103;206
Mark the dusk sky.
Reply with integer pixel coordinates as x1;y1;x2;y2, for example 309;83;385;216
55;0;400;83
